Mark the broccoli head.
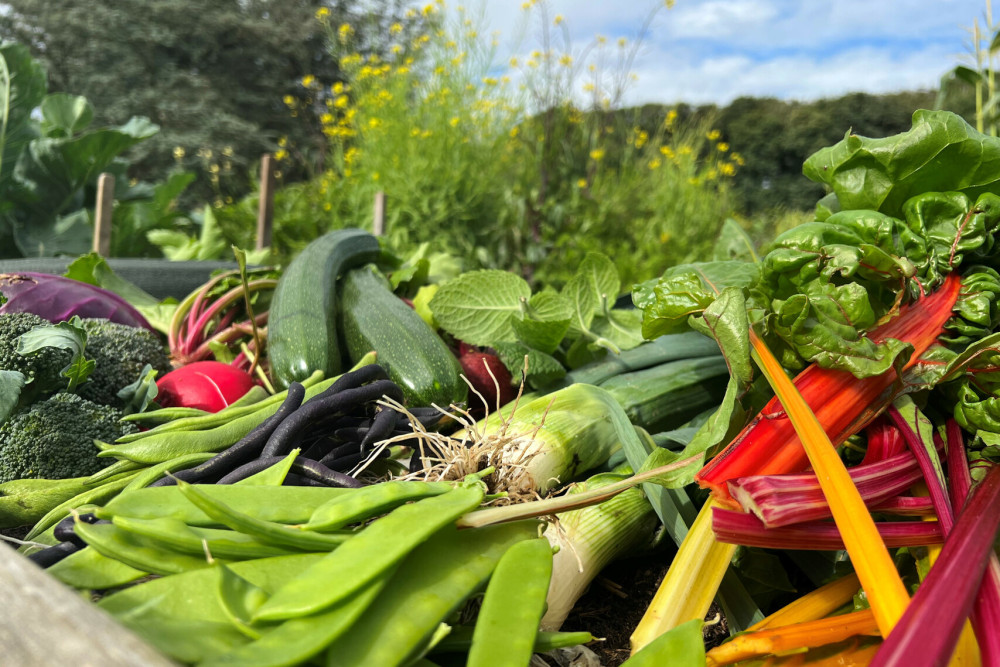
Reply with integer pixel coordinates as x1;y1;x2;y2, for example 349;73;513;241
0;392;138;483
77;318;172;408
0;312;72;398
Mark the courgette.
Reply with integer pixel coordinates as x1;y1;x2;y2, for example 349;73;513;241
339;265;467;406
267;229;381;388
599;355;730;433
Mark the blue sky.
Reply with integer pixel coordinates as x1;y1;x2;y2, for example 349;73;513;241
454;0;989;106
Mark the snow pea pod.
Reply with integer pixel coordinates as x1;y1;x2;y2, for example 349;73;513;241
201;566;396;667
323;521;540;667
111;515;303;560
24;470;142;541
174;479;351;551
47;545;149;590
73;518;223;575
467;538;554;667
253;482;487;622
302;480;456;532
97;484;351;526
431;627;595;655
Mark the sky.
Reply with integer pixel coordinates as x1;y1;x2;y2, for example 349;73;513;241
452;0;990;107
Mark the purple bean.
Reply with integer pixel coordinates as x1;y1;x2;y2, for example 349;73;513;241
28;540;81;568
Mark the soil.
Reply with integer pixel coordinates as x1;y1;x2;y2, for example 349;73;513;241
558;547;729;666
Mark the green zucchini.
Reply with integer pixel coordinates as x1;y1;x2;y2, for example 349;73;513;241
267;229;381;389
339;265;467;406
599;355;730;433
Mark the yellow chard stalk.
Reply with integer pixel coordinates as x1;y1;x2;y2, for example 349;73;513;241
748;330;909;636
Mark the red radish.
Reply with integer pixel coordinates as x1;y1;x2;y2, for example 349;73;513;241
457;343;516;413
156;361;257;413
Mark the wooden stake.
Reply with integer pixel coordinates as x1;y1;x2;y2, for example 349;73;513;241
92;172;114;257
256;154;275;251
373;191;386;236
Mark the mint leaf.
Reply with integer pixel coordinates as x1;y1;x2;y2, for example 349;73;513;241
512;292;571;354
429;270;530;345
591;308;643;352
493;341;566;387
563;253;620;335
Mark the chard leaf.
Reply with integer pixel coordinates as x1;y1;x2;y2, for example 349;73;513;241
428;270;531;345
891;396;947;494
941;267;1000;346
803;109;1000;218
637;261;759;339
511;291;571;354
16;318;94;389
0;370;25;423
492;341;565;387
699;286;753;385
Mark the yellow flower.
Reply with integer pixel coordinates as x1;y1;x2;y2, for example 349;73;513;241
659;145;675;159
510;56;519;67
717;142;729;152
618;37;627;47
172;146;185;159
648;158;662;170
278;136;288;147
334;95;349;108
422;3;434;15
274;149;288;161
732;152;745;165
338;23;353;42
301;74;316;88
372;172;380;181
554;14;564;25
482;77;498;86
707;129;721;140
521;1;531;9
209;163;220;174
664;109;678;127
320;112;334;125
222;145;233;156
315;7;330;20
510;126;519;138
390;22;403;34
589;148;605;161
577;178;587;188
283;95;296;107
582;82;595;92
449;116;460;127
559;54;573;66
597;35;607;44
323;202;333;211
391;44;403;54
367;118;382;129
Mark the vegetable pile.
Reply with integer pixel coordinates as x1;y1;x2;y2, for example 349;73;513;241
4;109;1000;666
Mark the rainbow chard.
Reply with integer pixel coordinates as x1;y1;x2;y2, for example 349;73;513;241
871;464;1000;667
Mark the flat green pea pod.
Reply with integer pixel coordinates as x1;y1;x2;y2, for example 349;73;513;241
123;452;216;491
467;538;554;667
174;480;351;552
234;449;298;486
24;470;143;541
97;484;351;526
431;627;594;655
73;517;224;575
201;566;397;667
99;553;325;618
111;515;304;560
0;476;104;529
619;618;705;667
322;521;540;666
47;546;150;590
254;481;487;622
302;480;456;532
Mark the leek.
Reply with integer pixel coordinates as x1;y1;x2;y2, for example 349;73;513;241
540;466;659;630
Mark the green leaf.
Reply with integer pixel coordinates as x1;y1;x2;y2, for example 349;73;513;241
16;318;94;390
411;284;439;329
0;370;25;423
713;218;759;262
591;308;644;352
620;618;704;667
0;44;48;199
116;364;159;415
511;292;571;354
802;110;1000;219
39;93;93;137
562;253;620;335
492;341;566;387
429;270;531;345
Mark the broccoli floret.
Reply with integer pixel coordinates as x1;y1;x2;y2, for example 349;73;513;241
77;318;172;408
0;392;138;483
0;312;72;398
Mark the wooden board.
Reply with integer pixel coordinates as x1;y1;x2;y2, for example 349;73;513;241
0;545;175;666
